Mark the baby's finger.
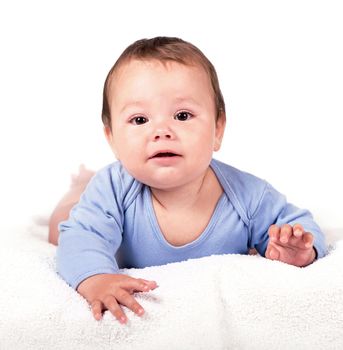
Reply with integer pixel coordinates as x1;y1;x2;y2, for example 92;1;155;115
91;299;103;321
293;223;304;238
280;224;293;244
103;295;127;324
303;232;314;248
137;278;158;290
120;276;157;293
268;225;281;242
265;244;280;260
115;290;145;317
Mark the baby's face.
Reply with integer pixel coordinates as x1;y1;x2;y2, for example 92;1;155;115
105;59;225;190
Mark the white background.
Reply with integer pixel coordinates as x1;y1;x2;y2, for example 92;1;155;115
0;0;342;229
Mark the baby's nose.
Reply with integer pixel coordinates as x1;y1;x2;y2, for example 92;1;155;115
153;128;174;141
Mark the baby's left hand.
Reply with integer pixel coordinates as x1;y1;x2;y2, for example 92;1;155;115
265;224;316;267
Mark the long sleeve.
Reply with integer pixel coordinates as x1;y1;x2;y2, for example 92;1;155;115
56;167;124;290
248;182;327;259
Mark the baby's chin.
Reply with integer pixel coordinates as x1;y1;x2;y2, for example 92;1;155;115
133;172;187;191
123;161;211;190
139;177;184;191
141;173;208;193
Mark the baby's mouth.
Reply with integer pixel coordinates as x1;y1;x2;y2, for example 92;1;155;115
153;152;178;158
149;151;182;160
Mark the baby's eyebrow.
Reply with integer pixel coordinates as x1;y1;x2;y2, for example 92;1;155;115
173;96;202;107
119;97;201;114
119;101;146;114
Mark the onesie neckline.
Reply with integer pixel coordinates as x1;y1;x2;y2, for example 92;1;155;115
144;159;228;250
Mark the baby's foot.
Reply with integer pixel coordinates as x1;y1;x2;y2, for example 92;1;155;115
70;164;95;189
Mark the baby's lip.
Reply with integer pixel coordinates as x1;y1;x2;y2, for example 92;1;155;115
149;150;182;159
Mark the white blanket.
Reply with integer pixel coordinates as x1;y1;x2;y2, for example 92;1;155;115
1;222;343;350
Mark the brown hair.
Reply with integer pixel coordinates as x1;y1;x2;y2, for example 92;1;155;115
101;36;226;129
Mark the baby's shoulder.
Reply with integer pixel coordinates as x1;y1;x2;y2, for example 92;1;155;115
90;161;144;209
211;159;268;219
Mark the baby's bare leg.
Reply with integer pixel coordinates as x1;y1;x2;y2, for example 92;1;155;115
48;165;95;245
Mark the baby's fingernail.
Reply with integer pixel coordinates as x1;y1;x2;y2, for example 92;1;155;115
120;316;126;324
294;229;302;236
305;242;311;248
137;308;144;315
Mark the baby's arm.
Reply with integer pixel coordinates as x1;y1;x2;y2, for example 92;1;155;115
56;164;158;322
249;182;326;265
265;223;316;267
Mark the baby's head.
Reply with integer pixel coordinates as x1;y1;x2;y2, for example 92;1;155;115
102;36;226;129
101;37;226;189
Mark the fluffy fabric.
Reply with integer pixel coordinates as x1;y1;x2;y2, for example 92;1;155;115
0;222;342;350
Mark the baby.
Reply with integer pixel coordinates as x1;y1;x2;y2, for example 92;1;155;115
55;36;327;324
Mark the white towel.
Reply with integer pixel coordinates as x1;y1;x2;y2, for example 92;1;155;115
0;222;342;350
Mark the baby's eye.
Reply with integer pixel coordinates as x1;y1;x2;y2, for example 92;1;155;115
174;111;193;121
130;116;148;125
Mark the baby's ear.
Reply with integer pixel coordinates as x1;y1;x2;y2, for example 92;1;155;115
104;125;119;158
214;112;226;152
104;125;113;144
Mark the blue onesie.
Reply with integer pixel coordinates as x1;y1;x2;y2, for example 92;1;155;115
57;158;327;289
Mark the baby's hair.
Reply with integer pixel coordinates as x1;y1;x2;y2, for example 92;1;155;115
102;36;226;129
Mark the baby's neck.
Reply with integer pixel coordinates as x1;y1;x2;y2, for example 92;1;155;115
150;167;220;211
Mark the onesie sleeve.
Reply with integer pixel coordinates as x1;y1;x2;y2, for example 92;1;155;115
56;166;124;290
248;182;327;259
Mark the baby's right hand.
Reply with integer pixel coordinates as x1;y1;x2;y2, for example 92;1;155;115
76;273;158;323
